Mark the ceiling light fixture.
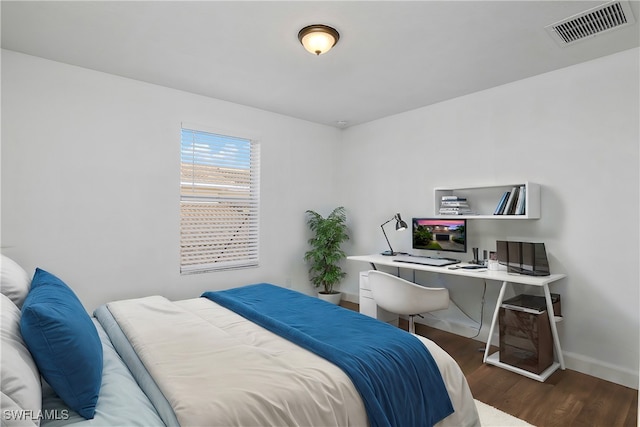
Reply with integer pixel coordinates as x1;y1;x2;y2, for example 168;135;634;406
298;24;340;55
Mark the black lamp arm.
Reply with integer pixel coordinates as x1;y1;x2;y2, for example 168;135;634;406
380;213;405;256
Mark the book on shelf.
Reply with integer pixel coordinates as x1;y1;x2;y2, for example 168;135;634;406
441;195;467;201
508;192;519;214
440;201;470;207
514;186;526;215
439;207;475;215
439;211;475;215
439;207;473;212
493;191;510;215
502;186;519;215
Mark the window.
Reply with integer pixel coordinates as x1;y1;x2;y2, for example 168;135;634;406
180;126;260;273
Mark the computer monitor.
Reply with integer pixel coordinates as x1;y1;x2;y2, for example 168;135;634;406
412;218;467;254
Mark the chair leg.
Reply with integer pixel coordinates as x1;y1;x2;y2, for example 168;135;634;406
408;315;415;334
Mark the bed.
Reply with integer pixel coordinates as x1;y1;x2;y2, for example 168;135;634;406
1;255;480;427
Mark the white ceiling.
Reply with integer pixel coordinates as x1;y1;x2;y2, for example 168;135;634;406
2;1;639;128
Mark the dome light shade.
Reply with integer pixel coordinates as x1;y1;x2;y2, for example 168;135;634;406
298;25;340;55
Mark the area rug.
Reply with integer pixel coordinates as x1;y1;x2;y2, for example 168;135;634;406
475;399;535;426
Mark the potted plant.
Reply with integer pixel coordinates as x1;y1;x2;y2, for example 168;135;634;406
304;206;349;304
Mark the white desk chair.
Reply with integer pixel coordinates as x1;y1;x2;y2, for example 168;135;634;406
368;270;449;334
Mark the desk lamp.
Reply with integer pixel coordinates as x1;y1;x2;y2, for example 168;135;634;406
380;213;408;256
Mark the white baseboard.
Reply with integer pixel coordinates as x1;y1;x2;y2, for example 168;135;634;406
563;351;639;390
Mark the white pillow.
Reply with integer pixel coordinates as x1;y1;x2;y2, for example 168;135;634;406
0;293;42;426
1;255;31;308
1;391;39;427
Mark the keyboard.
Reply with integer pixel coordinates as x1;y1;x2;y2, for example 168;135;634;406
393;255;460;267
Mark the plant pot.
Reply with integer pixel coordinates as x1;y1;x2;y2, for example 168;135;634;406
317;291;342;305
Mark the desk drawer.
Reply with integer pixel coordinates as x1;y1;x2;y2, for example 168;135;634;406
360;271;371;291
359;295;377;318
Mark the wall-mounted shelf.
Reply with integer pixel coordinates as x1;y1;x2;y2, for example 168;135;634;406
434;182;540;219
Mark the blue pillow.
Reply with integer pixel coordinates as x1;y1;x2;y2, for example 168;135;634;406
20;268;102;419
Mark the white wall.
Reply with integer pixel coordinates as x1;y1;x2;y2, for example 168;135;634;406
337;48;639;388
1;49;341;312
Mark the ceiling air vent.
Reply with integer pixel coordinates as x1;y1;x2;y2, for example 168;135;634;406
545;0;636;46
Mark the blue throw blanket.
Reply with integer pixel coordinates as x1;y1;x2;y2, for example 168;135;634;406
203;284;454;427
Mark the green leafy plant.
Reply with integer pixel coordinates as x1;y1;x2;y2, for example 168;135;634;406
304;206;349;294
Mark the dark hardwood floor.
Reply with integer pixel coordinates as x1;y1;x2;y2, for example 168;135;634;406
340;301;638;426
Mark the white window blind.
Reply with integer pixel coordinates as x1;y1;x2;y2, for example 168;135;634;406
180;127;260;273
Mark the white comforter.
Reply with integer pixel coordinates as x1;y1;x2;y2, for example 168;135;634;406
107;296;479;427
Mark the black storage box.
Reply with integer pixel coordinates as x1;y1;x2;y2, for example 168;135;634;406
499;294;561;374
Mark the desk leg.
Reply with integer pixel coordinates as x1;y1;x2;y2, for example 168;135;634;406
544;284;565;370
483;281;508;363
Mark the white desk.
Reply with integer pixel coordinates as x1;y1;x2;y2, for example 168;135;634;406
347;254;567;382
